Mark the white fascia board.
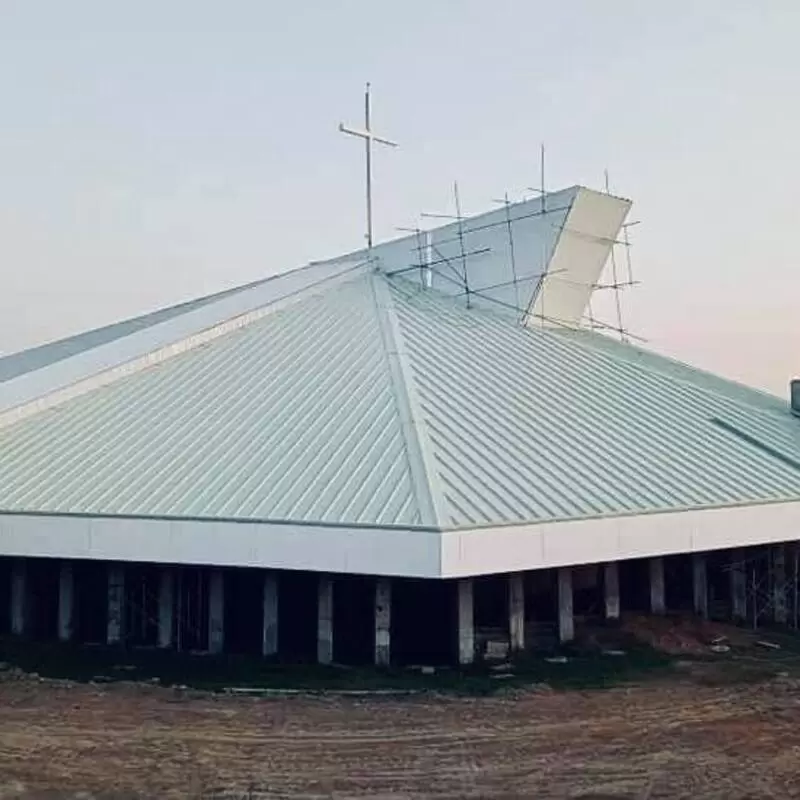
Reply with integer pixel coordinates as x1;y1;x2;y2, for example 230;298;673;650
0;514;442;578
5;501;800;579
440;500;800;578
0;258;370;421
526;187;631;328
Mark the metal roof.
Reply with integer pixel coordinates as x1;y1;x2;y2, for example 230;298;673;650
0;277;420;526
389;279;800;527
1;267;799;530
0;276;271;383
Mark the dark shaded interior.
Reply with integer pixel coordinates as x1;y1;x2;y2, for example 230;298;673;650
392;578;456;665
125;564;160;647
664;554;693;611
175;567;209;652
333;575;374;665
74;560;108;644
224;568;264;656
619;558;650;612
278;571;318;662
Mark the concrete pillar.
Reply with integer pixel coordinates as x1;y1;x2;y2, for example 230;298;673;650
603;562;620;621
374;578;391;666
317;576;333;665
557;567;574;643
57;561;75;642
508;573;525;651
731;549;747;622
457;579;474;665
262;572;279;657
208;569;224;654
649;557;665;615
107;564;125;645
773;545;787;625
692;554;708;619
157;568;174;649
10;558;27;636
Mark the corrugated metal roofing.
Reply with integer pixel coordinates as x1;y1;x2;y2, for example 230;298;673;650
0;277;421;526
388;278;800;527
0;277;269;383
1;270;799;530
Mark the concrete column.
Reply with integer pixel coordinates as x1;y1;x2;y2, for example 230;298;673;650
317;576;334;665
508;573;525;651
158;568;174;649
57;561;75;642
208;569;225;654
10;558;27;636
262;572;279;657
557;567;574;643
106;564;125;645
457;578;474;665
603;562;620;621
692;554;708;619
773;545;787;624
649;557;665;615
731;549;747;622
374;578;391;666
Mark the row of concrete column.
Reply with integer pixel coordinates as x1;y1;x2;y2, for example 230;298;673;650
4;548;792;664
456;551;786;663
5;560;393;665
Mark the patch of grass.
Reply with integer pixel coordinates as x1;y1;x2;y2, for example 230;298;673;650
0;635;678;696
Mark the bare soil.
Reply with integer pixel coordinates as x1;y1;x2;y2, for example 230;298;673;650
3;666;800;799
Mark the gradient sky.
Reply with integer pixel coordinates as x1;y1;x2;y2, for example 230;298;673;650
0;1;797;396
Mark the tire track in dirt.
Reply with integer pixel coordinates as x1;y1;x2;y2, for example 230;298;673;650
4;678;800;798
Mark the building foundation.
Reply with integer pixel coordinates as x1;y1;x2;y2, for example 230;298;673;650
508;573;525;651
603;562;620;620
731;549;747;622
158;567;174;649
649;557;665;614
107;564;125;645
10;558;27;636
773;545;787;624
692;553;708;619
58;561;75;642
262;572;279;657
208;569;225;654
317;576;334;665
557;567;574;643
457;578;474;665
374;578;391;666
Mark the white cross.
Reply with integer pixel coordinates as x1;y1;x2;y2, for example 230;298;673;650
339;83;398;249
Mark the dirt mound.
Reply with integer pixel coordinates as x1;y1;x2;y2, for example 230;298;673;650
621;614;753;655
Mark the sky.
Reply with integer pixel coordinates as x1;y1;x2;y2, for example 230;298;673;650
0;1;797;396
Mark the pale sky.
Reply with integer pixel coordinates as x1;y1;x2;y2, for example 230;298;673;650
0;1;797;396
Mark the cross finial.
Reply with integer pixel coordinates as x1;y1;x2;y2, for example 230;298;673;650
339;83;398;249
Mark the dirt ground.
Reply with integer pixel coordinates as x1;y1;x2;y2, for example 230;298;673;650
3;667;800;800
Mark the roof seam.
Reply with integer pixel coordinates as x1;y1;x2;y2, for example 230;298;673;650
370;272;448;529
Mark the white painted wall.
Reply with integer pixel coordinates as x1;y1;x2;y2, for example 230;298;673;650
0;514;442;577
439;500;800;577
3;500;800;578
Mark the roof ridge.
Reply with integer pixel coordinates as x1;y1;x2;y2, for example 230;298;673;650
370;272;448;529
